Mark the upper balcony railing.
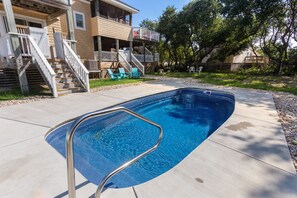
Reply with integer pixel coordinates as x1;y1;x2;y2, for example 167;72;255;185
133;27;160;42
99;14;131;26
244;56;267;63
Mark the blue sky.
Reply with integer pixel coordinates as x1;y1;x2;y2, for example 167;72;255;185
123;0;191;26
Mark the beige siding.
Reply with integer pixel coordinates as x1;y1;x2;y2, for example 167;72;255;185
47;18;62;47
60;0;94;60
91;16;133;41
224;55;234;64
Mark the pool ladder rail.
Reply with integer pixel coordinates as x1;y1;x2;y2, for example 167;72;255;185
66;106;163;198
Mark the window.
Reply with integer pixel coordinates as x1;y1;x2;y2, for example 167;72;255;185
2;16;44;33
28;22;42;28
15;18;27;26
74;11;85;30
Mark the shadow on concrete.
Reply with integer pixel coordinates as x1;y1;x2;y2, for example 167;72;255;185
54;180;90;198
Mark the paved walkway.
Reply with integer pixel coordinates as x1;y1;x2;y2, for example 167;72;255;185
0;78;296;198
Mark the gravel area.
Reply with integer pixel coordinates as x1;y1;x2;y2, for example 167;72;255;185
1;76;296;171
90;82;145;92
273;93;297;171
0;95;52;108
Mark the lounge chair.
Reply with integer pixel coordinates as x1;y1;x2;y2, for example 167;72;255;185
107;69;121;80
131;68;140;78
118;67;130;78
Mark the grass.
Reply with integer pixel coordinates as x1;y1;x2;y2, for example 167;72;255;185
0;89;25;101
89;78;153;89
154;72;297;95
0;78;152;101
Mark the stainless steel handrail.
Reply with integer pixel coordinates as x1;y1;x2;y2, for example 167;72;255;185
66;106;163;198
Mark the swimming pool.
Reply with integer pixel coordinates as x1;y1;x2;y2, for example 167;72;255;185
46;88;235;188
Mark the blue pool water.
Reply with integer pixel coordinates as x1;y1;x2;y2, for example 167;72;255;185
46;88;234;188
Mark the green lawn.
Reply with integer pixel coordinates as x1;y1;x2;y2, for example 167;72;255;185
0;89;25;101
90;78;153;89
0;88;51;101
154;72;297;95
0;78;152;101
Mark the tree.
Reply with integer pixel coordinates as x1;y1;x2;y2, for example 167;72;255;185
139;19;158;31
259;0;297;74
220;0;297;74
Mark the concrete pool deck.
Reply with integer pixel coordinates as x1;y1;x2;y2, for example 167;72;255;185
0;78;296;198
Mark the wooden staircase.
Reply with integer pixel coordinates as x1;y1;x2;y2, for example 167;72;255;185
0;68;18;89
49;60;85;95
26;64;47;89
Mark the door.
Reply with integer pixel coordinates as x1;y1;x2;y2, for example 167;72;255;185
29;27;51;58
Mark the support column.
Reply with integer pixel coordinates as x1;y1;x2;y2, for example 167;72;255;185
143;42;146;63
94;0;100;17
94;0;100;68
129;41;133;62
129;14;132;26
66;0;76;53
116;39;119;62
97;36;102;67
3;0;29;94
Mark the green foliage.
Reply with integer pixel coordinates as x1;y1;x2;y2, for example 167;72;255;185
139;19;158;31
0;88;50;101
0;89;24;101
153;72;297;95
148;0;297;75
237;65;275;76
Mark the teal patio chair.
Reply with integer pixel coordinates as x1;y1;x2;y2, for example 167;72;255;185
107;69;121;80
132;68;140;78
118;67;130;78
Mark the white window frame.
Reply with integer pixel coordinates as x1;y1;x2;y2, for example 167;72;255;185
73;11;86;31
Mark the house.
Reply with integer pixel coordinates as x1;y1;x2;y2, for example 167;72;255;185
201;48;269;71
0;0;160;97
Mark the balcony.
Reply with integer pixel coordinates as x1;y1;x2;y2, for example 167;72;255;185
3;0;68;16
91;16;133;41
35;0;68;9
133;27;160;42
244;56;268;64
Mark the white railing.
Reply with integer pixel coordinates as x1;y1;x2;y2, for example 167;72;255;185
94;51;118;62
133;54;157;63
133;54;144;62
63;40;90;92
28;35;57;97
8;33;58;97
118;51;132;75
145;55;154;63
154;53;160;62
129;53;145;75
102;51;118;62
133;27;160;42
138;46;153;55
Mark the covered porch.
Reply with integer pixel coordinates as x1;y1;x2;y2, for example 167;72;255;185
0;0;90;97
0;0;70;63
93;36;160;63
